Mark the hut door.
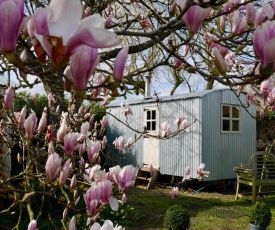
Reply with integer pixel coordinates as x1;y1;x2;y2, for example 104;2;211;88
143;107;160;168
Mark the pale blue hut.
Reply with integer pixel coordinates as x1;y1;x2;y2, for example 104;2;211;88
106;88;256;181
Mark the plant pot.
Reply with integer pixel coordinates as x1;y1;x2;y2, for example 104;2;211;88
249;222;267;230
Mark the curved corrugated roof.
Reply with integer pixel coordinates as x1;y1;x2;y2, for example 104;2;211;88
108;88;236;107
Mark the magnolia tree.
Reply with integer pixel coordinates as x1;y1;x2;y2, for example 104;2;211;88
1;0;275;229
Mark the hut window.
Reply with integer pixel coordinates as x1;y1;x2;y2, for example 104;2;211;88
144;108;158;133
221;105;240;132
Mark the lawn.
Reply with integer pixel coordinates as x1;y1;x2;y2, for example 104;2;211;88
104;184;275;230
1;183;275;229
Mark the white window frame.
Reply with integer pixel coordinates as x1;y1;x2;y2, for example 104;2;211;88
221;104;241;133
144;107;159;135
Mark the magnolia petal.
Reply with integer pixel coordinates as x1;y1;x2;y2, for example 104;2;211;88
262;3;274;19
0;0;22;52
253;23;269;60
33;7;50;35
109;196;119;211
47;0;82;44
67;17;120;54
33;32;53;58
90;222;101;230
113;46;129;81
263;37;275;68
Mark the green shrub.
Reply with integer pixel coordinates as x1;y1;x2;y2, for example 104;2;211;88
248;202;272;227
163;204;190;230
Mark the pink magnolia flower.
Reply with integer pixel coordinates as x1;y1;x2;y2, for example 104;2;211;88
246;93;255;106
70;45;99;91
260;80;272;98
59;159;72;185
47;93;56;106
0;0;24;53
139;16;152;31
17;105;27;130
197;163;210;178
180;118;189;131
178;0;211;34
161;121;170;137
45;152;62;181
80;121;90;140
212;48;227;74
108;165;121;183
100;116;108;128
117;165;138;192
4;86;14;109
268;87;275;105
171;187;179;199
113;46;129;81
175;114;184;127
246;2;255;26
184;166;191;180
48;141;55;154
253;20;275;71
113;136;124;154
260;108;265;119
254;3;274;26
83;185;101;215
224;52;235;70
121;102;133;116
124;137;132;148
68;216;75;230
98;180;113;203
87;141;101;163
91;220;124;230
63;132;79;156
28;220;37;230
230;10;247;35
24;112;37;139
205;33;229;57
45;125;54;143
174;57;183;68
57;113;70;142
29;0;120;66
101;136;107;149
37;109;47;134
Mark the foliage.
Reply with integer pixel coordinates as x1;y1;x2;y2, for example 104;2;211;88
99;203;145;227
163;204;190;230
248;202;272;227
14;91;48;119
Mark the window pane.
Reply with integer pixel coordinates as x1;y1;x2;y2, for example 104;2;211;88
147;122;151;130
147;111;151;120
152;121;156;130
232;120;239;131
222;106;230;117
152;110;156;120
232;107;239;118
223;120;230;131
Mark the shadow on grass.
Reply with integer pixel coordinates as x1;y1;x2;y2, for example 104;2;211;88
123;186;275;230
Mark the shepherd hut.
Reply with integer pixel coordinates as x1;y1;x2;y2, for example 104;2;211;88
106;82;256;181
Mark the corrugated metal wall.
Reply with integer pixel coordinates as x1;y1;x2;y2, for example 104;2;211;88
106;89;256;181
159;98;202;178
106;101;159;168
202;90;256;181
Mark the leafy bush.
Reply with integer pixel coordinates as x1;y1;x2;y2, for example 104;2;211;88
163;204;190;230
249;202;272;227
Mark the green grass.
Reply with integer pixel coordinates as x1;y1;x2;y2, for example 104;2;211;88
1;185;275;229
110;185;275;230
